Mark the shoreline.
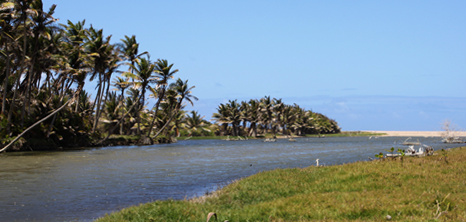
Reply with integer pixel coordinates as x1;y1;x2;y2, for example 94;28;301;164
363;130;466;137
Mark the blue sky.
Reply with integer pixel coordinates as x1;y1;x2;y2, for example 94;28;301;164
44;0;465;131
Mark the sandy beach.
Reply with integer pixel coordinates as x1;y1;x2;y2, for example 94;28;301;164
366;131;466;137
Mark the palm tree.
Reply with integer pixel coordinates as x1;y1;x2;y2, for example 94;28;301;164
150;78;197;140
212;103;229;136
60;20;90;112
259;96;275;136
272;98;284;135
22;0;57;118
101;91;119;135
118;35;148;74
184;110;210;136
146;59;178;137
171;110;186;137
226;100;241;136
86;26;115;133
1;0;35;131
112;76;130;134
0;11;15;116
172;78;198;111
246;99;260;137
123;56;157;136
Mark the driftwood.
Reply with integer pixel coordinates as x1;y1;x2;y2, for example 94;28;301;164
402;137;420;146
0;85;83;153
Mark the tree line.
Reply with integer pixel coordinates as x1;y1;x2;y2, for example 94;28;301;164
211;96;340;137
0;0;341;152
0;0;198;151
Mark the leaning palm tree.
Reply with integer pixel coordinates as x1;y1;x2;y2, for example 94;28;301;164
149;78;197;140
86;25;114;133
100;91;119;135
123;56;157;136
111;76;130;134
146;59;178;137
60;19;90;112
172;78;198;111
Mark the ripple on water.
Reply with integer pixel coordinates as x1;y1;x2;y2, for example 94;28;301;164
0;136;462;221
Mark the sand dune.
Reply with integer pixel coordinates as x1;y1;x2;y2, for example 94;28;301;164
366;131;466;137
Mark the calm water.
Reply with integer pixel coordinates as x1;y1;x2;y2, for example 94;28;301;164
0;136;462;221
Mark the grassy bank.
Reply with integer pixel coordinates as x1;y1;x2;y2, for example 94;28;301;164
96;147;466;221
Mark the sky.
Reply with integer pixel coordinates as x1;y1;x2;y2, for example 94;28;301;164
43;0;465;131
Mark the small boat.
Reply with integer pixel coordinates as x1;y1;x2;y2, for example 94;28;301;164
386;145;434;157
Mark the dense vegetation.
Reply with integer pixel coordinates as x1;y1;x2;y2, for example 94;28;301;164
0;1;341;152
97;147;466;221
0;0;198;151
211;96;340;137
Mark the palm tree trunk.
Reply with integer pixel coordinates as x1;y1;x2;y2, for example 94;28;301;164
92;79;103;133
222;123;227;136
6;73;21;134
23;37;40;118
97;93;143;144
146;87;166;137
46;112;57;138
151;109;177;141
1;52;10;115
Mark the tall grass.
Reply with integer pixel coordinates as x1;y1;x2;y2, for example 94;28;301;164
96;147;466;221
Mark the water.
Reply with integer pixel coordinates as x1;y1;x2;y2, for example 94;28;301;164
0;136;462;221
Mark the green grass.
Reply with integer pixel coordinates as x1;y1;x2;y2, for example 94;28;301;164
96;147;466;221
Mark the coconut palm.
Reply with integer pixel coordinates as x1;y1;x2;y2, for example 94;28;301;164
112;76;130;134
149;78;197;140
118;35;148;73
246;99;260;137
146;59;178;137
86;26;116;132
212;103;230;136
123;56;157;136
22;0;57;118
184;110;210;136
259;96;275;136
172;78;197;111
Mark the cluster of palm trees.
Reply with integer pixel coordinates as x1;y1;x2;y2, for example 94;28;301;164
212;96;340;137
0;0;197;151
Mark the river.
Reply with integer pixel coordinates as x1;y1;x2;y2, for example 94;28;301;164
0;136;462;221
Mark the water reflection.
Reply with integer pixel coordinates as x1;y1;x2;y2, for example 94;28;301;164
0;136;462;221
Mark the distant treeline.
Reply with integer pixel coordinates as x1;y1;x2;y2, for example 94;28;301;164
211;96;340;137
